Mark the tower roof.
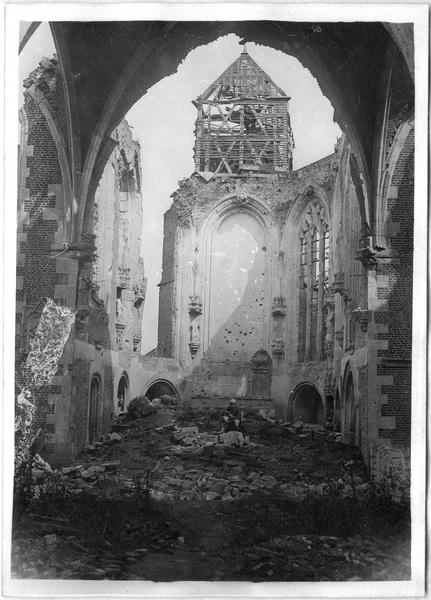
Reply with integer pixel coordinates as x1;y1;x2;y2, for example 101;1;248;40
198;46;290;103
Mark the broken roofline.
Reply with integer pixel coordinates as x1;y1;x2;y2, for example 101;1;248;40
198;48;289;102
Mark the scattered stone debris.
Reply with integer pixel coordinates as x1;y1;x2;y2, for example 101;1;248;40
160;394;177;406
126;396;156;419
12;405;409;582
31;407;370;502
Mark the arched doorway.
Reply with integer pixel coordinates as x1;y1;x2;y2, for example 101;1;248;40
117;372;129;412
145;379;178;402
88;375;101;443
343;369;357;445
289;383;325;424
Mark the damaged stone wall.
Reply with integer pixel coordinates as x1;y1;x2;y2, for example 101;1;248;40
16;60;165;464
16;56;77;459
159;122;396;471
157;206;177;357
70;118;148;454
158;149;356;414
329;139;369;454
16;34;414;481
92;120;146;366
16;299;75;464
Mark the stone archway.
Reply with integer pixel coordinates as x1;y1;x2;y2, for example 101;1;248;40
342;367;357;445
117;372;129;412
289;383;325;424
42;20;399;240
145;379;179;402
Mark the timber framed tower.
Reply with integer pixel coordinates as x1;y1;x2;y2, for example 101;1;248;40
193;46;294;176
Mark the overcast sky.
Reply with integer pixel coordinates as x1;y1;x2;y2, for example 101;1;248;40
20;26;341;354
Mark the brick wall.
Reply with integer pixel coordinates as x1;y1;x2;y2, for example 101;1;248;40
20;93;61;304
375;127;413;448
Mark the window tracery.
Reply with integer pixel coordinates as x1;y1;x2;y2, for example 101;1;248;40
298;199;329;362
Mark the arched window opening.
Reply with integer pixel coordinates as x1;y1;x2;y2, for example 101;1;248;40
117;373;129;412
88;375;101;443
290;384;325;424
298;199;329;362
145;379;178;402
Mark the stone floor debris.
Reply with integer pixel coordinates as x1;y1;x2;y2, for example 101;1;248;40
12;405;410;581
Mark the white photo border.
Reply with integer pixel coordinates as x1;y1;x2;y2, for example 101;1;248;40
3;3;428;598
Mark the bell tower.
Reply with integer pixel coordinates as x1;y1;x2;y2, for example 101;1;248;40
193;45;294;176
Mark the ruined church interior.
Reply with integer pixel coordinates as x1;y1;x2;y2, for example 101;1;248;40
11;17;420;583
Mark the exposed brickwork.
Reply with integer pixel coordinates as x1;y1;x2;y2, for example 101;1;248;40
374;126;414;448
384;52;413;161
16;59;71;457
19;68;64;304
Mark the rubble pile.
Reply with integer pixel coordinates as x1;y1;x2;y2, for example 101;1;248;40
12;402;408;582
51;405;368;503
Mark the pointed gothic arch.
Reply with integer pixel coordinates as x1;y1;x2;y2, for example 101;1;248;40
297;199;330;361
42;21;402;244
117;371;129;412
341;362;361;446
375;116;414;250
198;194;275;358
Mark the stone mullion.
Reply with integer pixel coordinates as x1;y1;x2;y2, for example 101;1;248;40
304;229;313;362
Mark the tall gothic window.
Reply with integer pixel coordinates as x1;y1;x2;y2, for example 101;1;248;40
298;200;329;362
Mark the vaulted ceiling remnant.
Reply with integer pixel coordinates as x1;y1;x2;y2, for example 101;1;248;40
35;20;412;238
50;21;392;165
383;23;414;79
19;21;41;54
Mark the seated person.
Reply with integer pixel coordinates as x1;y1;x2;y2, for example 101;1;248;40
222;399;245;434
